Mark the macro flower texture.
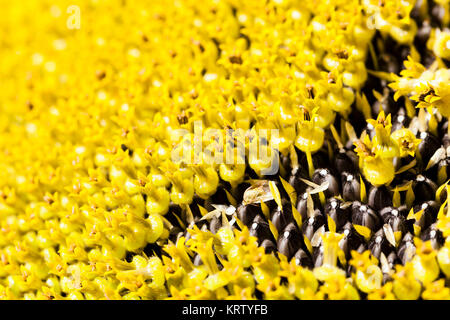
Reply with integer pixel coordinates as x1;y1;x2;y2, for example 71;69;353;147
0;0;449;301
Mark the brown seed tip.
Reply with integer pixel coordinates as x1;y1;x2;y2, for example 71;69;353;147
43;195;54;205
177;110;188;125
229;55;243;65
335;49;349;60
96;70;106;80
26;101;34;110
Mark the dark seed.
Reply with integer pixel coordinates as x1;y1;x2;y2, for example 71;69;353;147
339;222;365;260
368;186;393;211
437;158;450;183
310;150;330;170
372;92;398;116
335;149;358;174
392;108;411;132
423;50;437;68
415;20;432;47
421;223;445;250
351;201;381;232
387;251;400;266
399;45;412;62
280;154;292;178
411;0;424;21
289;170;308;195
312;168;340;197
277;222;303;260
271;205;293;232
190;195;205;218
382;272;392;284
342;172;361;202
365;123;377;140
397;232;416;264
250;215;273;244
325;197;351;231
384;214;407;235
234;182;251;204
184;230;192;242
193;215;208;229
412;201;439;232
169;226;183;243
204;187;229;211
356;243;367;254
418;132;440;168
296;189;321;221
430;2;446;27
193;254;203;266
402;232;414;243
382;252;400;283
380;205;408;222
209;216;222;234
378;53;400;75
302;210;326;241
368;229;393;260
442;133;450;149
265;199;279;213
346;108;366;140
439;120;448;141
260;239;277;254
413;175;438;203
237;204;261;227
313;246;324;268
294;248;313;268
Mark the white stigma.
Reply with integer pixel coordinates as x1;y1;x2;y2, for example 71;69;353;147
417;175;425;182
